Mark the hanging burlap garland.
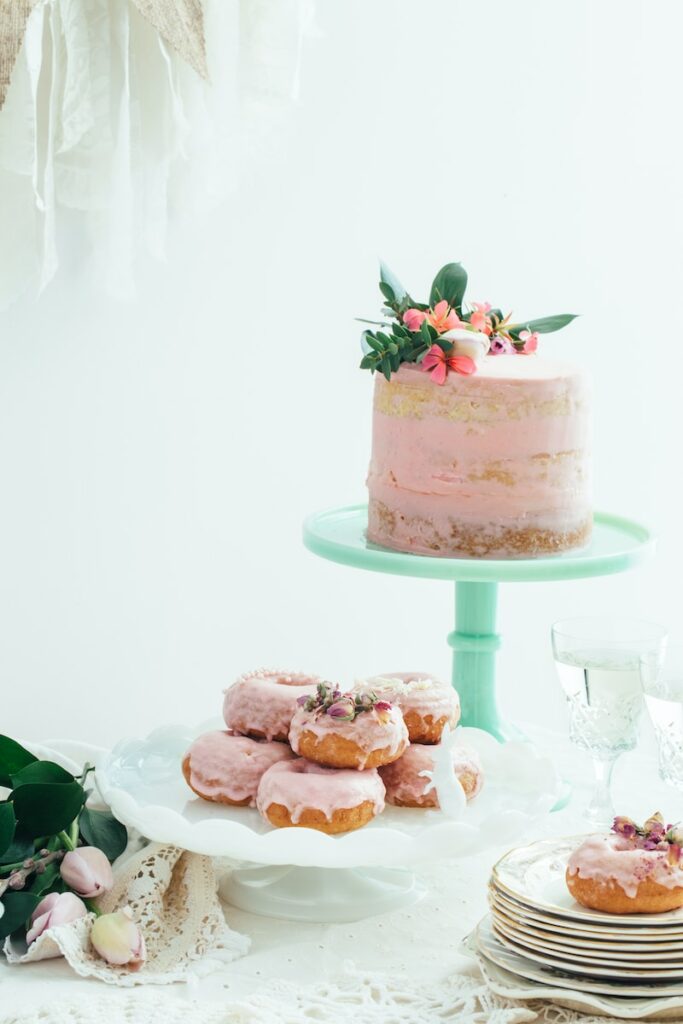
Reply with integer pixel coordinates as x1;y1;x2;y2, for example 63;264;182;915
0;0;38;111
0;0;207;112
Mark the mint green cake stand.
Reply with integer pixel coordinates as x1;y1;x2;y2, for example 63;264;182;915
302;505;654;742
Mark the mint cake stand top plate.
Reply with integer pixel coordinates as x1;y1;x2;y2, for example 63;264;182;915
303;505;654;741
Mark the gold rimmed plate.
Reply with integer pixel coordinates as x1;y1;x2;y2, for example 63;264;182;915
476;917;683;998
493;838;683;929
488;887;683;946
491;921;683;980
492;915;683;970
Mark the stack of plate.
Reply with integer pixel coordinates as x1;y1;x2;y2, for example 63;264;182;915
477;836;683;1001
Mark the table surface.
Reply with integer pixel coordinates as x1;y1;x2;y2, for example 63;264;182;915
1;726;675;1020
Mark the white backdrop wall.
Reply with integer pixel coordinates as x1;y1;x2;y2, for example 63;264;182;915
0;0;681;748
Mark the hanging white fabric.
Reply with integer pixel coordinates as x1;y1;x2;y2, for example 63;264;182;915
0;0;315;310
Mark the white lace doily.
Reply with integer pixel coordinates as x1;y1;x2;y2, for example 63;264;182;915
5;843;249;985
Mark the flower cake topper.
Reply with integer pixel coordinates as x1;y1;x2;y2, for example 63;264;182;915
612;812;683;864
358;261;577;384
298;682;393;724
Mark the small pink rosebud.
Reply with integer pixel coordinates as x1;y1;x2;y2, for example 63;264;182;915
375;700;392;712
60;847;114;898
402;308;427;332
90;907;146;970
26;891;88;945
326;700;355;720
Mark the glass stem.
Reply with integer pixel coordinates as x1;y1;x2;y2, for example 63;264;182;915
586;755;617;825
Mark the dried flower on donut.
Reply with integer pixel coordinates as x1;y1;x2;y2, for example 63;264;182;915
611;812;683;861
299;682;394;723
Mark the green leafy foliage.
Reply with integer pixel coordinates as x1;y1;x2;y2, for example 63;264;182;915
79;808;127;863
11;761;74;788
0;830;34;866
0;736;37;787
0;891;40;940
359;322;433;381
11;781;86;838
358;261;578;381
379;261;407;303
429;263;468;311
508;313;578;338
0;803;16;860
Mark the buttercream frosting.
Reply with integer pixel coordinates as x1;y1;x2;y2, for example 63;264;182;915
367;355;591;558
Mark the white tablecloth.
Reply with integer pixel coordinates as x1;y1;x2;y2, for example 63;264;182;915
0;727;675;1023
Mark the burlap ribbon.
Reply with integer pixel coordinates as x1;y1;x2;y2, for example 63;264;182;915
0;0;207;112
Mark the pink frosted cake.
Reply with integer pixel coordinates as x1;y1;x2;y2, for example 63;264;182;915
360;261;590;559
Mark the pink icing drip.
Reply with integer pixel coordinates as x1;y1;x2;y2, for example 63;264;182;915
185;730;294;805
567;834;683;899
288;705;408;769
379;742;483;805
223;669;320;740
256;758;386;824
360;673;460;722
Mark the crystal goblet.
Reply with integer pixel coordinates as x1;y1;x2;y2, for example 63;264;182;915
552;617;667;825
641;643;683;791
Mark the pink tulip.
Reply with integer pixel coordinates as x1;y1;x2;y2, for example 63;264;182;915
426;300;462;334
519;329;539;354
60;847;114;898
90;907;146;970
402;308;427;332
26;891;88;945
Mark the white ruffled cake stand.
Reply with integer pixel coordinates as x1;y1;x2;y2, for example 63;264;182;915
96;722;559;923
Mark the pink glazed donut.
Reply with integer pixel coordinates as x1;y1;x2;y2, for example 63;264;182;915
256;758;386;834
182;730;294;806
223;668;320;742
379;743;483;808
359;673;460;744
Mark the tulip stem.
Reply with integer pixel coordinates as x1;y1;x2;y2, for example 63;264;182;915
84;898;102;917
58;829;76;852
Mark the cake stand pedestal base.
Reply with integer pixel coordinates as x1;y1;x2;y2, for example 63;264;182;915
220;865;426;922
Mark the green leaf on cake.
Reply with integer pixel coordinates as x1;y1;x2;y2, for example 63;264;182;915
508;313;578;337
379;261;407;303
0;802;16;859
381;354;392;381
79;807;128;862
10;781;86;838
0;891;40;941
0;736;37;787
429;263;468;312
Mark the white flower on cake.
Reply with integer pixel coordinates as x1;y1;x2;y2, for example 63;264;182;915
438;328;491;364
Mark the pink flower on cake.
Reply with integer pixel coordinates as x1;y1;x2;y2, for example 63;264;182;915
489;335;515;355
402;308;427;332
519;329;539;354
421;345;476;385
469;301;493;335
426;300;462;334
